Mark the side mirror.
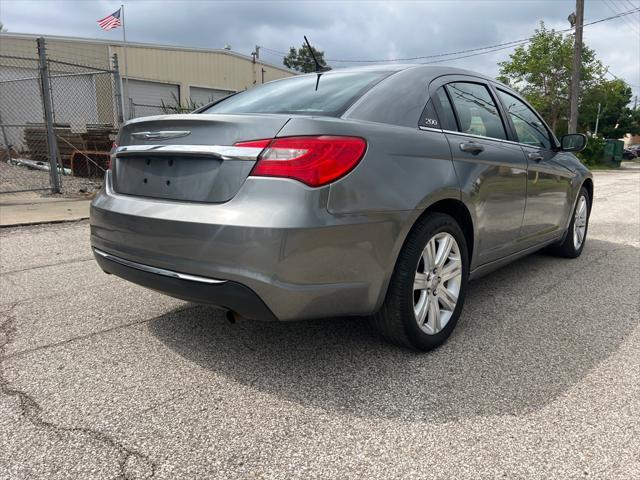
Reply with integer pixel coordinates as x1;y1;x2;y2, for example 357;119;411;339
560;133;587;152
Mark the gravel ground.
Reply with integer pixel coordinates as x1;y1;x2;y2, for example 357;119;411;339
0;165;638;479
0;160;103;197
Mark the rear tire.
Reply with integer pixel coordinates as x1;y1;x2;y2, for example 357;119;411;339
372;213;469;351
549;186;590;258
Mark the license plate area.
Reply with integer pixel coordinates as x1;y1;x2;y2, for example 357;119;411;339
112;155;253;203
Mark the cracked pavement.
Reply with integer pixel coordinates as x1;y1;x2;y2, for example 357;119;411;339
0;165;639;479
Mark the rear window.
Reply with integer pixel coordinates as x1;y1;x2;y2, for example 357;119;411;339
201;71;390;117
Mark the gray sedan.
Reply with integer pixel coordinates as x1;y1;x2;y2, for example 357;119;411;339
90;65;592;351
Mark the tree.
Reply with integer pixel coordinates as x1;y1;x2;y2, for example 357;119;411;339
497;22;604;134
283;43;326;73
580;79;639;138
0;21;7;32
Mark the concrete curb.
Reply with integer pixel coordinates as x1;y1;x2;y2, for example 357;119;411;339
0;199;91;228
0;217;89;229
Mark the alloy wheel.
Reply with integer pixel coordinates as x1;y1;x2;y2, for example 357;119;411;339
573;195;588;250
413;232;463;335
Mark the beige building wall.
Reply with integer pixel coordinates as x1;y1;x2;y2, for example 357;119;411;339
1;33;296;110
0;35;111;69
1;34;116;125
623;134;640;146
109;44;294;107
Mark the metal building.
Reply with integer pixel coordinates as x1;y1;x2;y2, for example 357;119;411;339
0;32;295;195
0;32;296;118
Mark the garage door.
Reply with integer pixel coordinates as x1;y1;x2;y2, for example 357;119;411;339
126;79;180;118
189;86;234;108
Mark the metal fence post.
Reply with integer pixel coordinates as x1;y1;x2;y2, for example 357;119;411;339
37;37;61;193
112;53;125;125
0;110;12;164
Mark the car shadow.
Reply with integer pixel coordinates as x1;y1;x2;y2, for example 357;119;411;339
148;238;639;422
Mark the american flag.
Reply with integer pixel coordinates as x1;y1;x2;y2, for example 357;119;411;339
97;9;122;31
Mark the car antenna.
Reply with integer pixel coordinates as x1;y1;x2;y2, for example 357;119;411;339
304;35;331;73
303;35;331;91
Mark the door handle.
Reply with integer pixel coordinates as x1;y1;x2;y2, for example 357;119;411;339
459;142;484;154
527;152;544;162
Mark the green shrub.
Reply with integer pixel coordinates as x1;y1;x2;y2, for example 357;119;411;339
577;136;606;166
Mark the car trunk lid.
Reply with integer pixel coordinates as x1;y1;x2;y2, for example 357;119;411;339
113;114;289;203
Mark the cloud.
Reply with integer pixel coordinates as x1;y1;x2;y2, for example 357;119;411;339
2;0;639;97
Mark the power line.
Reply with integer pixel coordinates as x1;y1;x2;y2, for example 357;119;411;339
621;0;640;16
260;38;530;63
606;69;640;88
260;7;639;64
618;0;640;27
602;0;640;35
422;41;530;65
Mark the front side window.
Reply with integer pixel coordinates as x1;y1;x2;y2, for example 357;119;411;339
445;82;507;140
497;90;552;149
202;71;390;117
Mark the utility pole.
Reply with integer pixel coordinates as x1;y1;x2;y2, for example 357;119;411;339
568;0;584;134
594;102;601;136
252;46;261;85
251;51;257;85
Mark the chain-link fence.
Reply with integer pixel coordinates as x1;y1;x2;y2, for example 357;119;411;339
0;52;53;194
128;100;167;119
0;37;122;196
128;93;194;118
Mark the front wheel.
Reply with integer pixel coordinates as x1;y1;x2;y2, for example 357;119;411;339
372;213;469;351
549;186;591;258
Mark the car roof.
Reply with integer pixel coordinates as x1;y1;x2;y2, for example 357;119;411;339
340;64;510;128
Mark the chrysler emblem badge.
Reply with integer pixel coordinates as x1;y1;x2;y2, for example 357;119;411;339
131;131;191;141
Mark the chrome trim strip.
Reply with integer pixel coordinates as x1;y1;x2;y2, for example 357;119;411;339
418;126;443;133
441;129;548;150
93;248;227;284
131;131;191;141
442;129;509;143
115;144;263;161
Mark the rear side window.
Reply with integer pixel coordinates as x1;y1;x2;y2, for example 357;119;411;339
445;82;507;140
202;71;390;117
497;90;552;149
433;87;457;131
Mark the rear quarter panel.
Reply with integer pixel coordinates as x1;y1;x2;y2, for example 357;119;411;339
275;117;458;214
276;116;460;311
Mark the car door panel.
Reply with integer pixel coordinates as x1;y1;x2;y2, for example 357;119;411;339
493;88;574;246
519;146;574;242
431;79;528;266
447;134;527;264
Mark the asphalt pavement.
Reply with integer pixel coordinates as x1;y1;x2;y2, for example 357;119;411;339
1;164;639;479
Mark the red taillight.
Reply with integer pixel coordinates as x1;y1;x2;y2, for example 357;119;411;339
235;136;366;187
234;139;271;149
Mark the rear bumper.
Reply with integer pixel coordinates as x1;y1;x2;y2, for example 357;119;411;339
90;172;410;320
93;248;276;320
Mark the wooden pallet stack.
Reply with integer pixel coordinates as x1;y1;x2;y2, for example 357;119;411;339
22;127;50;163
81;128;115;153
52;130;85;168
22;124;116;173
70;151;111;177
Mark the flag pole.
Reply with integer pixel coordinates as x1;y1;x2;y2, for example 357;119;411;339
121;3;130;120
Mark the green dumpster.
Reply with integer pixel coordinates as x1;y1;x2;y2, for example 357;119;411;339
602;139;624;167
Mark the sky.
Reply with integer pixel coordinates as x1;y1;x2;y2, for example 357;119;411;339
1;0;639;99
